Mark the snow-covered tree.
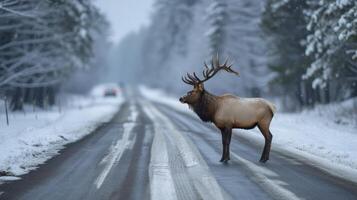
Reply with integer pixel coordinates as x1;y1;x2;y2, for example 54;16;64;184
140;0;197;86
304;0;357;94
205;0;228;56
224;0;270;96
261;0;316;108
0;0;106;110
261;0;357;107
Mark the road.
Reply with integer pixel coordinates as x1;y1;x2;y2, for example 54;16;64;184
1;90;357;200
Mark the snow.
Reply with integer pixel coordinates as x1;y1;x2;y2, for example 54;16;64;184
0;176;20;182
265;102;357;170
270;113;356;166
337;0;352;7
271;0;290;12
140;86;357;183
0;86;124;182
139;86;191;114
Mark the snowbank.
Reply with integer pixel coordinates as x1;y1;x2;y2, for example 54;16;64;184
140;86;357;180
139;86;191;114
0;90;124;182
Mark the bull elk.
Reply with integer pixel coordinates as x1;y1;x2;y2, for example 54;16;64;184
179;56;276;163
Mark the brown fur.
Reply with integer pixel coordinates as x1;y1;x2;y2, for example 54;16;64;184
190;90;218;122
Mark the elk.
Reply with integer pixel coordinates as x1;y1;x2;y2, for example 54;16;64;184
179;56;276;163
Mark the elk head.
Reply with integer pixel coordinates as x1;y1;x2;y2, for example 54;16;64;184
179;55;239;105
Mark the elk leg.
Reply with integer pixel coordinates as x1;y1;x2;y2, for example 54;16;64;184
258;125;273;163
265;131;273;160
226;128;232;161
220;128;227;162
261;132;273;163
220;128;231;163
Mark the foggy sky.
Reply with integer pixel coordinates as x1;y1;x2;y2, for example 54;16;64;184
93;0;154;43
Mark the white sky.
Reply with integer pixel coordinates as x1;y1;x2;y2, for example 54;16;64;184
94;0;155;43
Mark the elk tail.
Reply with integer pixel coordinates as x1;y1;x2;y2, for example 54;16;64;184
266;100;277;115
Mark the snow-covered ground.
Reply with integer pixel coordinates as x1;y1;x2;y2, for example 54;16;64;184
0;85;124;182
140;86;357;180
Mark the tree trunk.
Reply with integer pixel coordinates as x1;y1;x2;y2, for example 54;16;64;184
47;87;56;106
34;87;45;108
5;98;9;125
10;88;24;111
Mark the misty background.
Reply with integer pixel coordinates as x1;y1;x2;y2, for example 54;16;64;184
0;0;356;112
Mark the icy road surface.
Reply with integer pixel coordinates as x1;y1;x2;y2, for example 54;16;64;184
0;89;357;200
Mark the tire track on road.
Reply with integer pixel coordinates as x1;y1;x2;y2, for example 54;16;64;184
94;103;138;189
108;102;153;200
142;100;229;200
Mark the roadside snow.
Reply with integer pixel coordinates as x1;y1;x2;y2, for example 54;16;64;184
140;86;357;182
0;92;124;182
269;111;357;169
139;86;192;115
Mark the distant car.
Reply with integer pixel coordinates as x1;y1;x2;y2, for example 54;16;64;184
90;83;121;97
104;88;118;97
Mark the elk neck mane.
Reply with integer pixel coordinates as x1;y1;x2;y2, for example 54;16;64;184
190;90;218;122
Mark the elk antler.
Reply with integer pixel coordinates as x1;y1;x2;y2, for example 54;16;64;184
182;54;239;86
181;72;201;85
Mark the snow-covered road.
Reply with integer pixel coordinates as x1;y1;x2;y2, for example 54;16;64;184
0;95;124;178
0;88;356;200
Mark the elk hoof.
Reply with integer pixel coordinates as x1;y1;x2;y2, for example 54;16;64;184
220;158;230;163
259;157;269;163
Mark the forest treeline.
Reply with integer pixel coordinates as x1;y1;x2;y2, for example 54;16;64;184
1;0;356;112
112;0;356;110
0;0;108;111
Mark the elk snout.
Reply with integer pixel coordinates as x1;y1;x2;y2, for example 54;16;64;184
179;96;186;103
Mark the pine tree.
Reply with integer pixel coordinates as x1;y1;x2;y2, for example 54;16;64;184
262;0;317;108
206;0;228;56
304;0;357;98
